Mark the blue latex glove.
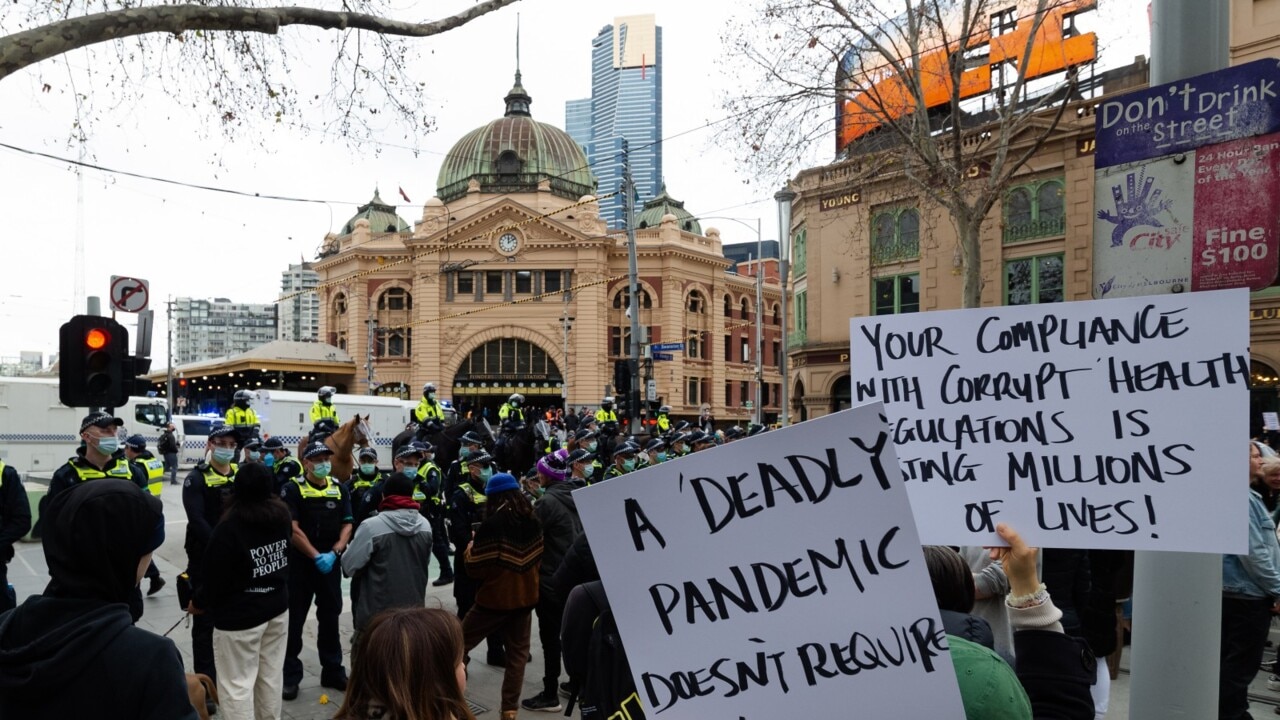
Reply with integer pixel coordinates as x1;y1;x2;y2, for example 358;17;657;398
314;552;336;575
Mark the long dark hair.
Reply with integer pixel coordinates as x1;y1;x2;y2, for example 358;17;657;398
222;463;291;528
484;487;534;520
923;545;976;613
336;607;476;720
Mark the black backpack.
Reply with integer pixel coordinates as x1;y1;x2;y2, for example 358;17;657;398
569;581;647;720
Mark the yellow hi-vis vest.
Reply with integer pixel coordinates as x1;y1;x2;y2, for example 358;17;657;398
134;457;166;496
310;401;339;424
68;456;134;482
202;463;238;488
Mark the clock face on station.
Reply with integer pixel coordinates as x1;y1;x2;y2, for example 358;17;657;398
497;232;520;254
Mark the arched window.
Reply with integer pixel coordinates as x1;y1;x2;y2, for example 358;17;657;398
454;338;563;383
772;303;781;325
723;295;732;317
1004;178;1066;243
871;207;921;265
330;293;348;352
375;287;412;358
740;298;751;320
496;150;521;176
687;291;706;314
334;294;347;316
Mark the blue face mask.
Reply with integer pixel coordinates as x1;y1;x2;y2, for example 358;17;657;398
579;464;594;479
622;458;637;472
313;462;332;478
359;463;377;475
655;451;668;463
460;446;473;459
477;467;493;482
212;447;236;464
586;441;598;452
248;451;261;461
402;464;419;475
95;436;120;455
264;454;276;468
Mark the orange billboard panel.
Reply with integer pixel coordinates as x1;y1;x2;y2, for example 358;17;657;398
837;0;1097;151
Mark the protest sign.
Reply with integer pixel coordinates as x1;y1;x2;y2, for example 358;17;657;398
574;404;965;720
1265;412;1280;432
849;288;1249;553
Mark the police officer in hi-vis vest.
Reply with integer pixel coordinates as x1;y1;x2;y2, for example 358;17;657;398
414;382;446;426
280;442;353;701
224;389;260;461
413;440;453;586
347;447;385;529
124;434;167;596
182;424;240;682
310;386;339;426
262;436;304;492
48;412;150;621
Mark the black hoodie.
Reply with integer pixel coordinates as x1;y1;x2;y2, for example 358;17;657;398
0;480;195;719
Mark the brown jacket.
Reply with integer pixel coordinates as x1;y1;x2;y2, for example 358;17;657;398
465;509;543;610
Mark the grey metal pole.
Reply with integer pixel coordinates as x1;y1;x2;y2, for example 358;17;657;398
775;186;796;427
622;141;643;435
366;308;376;396
1129;2;1229;717
165;297;174;416
755;219;764;426
562;298;571;410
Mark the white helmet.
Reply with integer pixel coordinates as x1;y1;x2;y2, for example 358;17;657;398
509;393;524;405
423;382;437;394
602;396;614;406
318;386;336;400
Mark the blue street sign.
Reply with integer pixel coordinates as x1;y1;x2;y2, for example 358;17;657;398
652;352;675;361
1096;58;1280;168
650;342;685;352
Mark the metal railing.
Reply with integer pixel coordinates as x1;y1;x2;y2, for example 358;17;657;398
1003;214;1066;244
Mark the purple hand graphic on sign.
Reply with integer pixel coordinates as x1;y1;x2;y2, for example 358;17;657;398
1096;170;1172;248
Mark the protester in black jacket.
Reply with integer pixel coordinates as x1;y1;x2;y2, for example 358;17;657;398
0;479;194;720
192;464;291;720
0;461;32;613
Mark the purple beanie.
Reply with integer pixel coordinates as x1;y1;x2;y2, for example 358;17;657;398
537;449;569;482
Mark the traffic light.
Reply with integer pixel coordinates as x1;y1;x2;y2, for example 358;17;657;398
613;359;632;398
59;315;129;409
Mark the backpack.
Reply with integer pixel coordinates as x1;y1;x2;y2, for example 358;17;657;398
569;581;647;720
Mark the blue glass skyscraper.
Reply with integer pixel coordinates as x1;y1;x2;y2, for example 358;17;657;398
565;15;663;230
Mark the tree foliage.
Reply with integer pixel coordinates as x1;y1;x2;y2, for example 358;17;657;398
722;0;1089;307
0;0;520;145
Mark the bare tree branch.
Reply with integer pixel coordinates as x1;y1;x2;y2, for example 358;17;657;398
0;0;519;81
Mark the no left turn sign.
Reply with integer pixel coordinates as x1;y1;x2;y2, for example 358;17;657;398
110;275;149;313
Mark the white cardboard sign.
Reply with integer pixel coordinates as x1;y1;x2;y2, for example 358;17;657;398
849;288;1249;553
574;404;964;720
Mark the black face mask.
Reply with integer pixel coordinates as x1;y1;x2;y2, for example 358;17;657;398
236;400;249;408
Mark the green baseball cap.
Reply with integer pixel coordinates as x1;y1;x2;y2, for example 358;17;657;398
948;635;1032;720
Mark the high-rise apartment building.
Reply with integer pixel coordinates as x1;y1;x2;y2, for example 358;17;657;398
566;14;663;229
172;297;278;365
278;262;321;342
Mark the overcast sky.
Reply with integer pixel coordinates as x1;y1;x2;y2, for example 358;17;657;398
0;0;1146;368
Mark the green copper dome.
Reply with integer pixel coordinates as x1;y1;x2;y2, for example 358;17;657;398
635;184;702;234
340;189;410;235
436;73;596;203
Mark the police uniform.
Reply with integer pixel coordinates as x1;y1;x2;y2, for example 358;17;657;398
310;400;339;425
264;437;304;492
129;451;167;497
182;444;238;681
281;444;353;691
0;460;32;614
225;406;259;436
346;465;384;529
414;448;454;584
444;451;504;661
498;401;524;423
414;396;446;424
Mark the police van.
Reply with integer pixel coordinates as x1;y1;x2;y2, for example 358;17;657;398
0;377;176;479
251;389;453;456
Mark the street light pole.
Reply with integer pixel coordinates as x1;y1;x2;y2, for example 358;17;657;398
775;186;797;427
622;141;643;435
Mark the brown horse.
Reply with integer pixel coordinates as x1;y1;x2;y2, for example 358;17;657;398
296;414;373;482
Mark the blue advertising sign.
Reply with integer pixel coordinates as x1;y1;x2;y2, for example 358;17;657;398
650;342;685;352
652;352;675;361
1095;59;1280;168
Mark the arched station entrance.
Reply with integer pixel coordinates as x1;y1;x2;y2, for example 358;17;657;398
451;338;565;421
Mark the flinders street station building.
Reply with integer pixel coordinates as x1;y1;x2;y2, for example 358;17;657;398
313;73;784;422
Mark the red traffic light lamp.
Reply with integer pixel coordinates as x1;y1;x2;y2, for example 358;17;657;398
59;315;128;409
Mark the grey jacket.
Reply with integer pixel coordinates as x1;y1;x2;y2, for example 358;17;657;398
341;507;433;632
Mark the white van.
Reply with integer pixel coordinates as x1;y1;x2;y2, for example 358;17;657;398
0;377;175;478
253;389;443;455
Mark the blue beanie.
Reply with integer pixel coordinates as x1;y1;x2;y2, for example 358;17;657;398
485;472;519;496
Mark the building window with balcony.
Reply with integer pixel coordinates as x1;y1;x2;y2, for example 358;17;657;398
1005;254;1064;305
1004;178;1065;244
871;207;920;265
792;227;807;277
873;274;920;315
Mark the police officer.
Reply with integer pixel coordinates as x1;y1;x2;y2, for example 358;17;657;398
309;417;340;444
311;386;339;425
48;412;151;624
262;436;303;491
594;397;619;429
412;440;453;587
414;382;446;425
443;430;488;500
641;437;667;468
655;404;672;435
497;393;525;425
565;448;596;485
723;426;746;443
242;437;264;463
605;442;641;479
124;435;167;595
0;457;32;613
182;424;239;683
446;449;504;664
347;447;385;529
224;390;260;460
669;432;692;458
687;430;716;453
281;442;352;700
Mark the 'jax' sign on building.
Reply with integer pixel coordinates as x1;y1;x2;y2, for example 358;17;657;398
1093;59;1280;297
